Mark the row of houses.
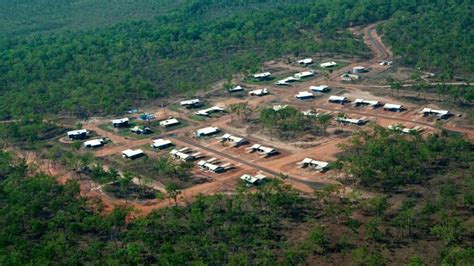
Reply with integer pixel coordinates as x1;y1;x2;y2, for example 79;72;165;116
328;96;405;112
297;158;330;172
276;70;316;86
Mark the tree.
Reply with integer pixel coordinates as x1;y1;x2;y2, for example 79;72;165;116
164;183;180;206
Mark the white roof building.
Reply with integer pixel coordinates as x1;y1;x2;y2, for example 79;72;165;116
180;99;200;106
320;61;337;68
218;133;248;147
298;58;313;65
170;148;195;161
388;124;424;134
383;103;403;111
352;66;368;73
197;160;226;173
122;149;144;159
340;73;360;81
301;110;319;117
328;95;348;103
195;127;220;137
294;71;315;79
295;91;314;99
253;72;272;79
229;85;244;92
272;105;288;111
67;129;89;138
111;118;129;125
276;76;298;85
336;116;368;125
249;88;269;96
310;85;330;93
298;158;329;172
83;138;104;148
420;108;450;118
151;139;173;149
195;106;225;116
353;99;380;107
240;174;267;185
159;118;180;127
247;144;278;157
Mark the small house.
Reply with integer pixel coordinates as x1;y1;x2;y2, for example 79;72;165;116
297;158;329;172
336;116;368;126
83;138;104;148
197;160;225;173
294;71;315;80
151;139;173;149
247;144;278;157
383;103;404;112
388;124;424;134
352;66;368;73
328;95;348;104
169;148;196;161
180;99;201;108
276;76;298;86
248;88;269;96
218;133;248;147
240;174;267;185
320;61;338;68
310;85;330;93
159;118;180;127
297;58;313;66
195;106;225;116
122;149;144;159
229;85;244;93
130;126;152;135
420;108;450;119
253;72;272;80
67;129;89;140
340;73;360;81
295;91;314;100
353;99;380;108
195;127;220;137
112;118;129;128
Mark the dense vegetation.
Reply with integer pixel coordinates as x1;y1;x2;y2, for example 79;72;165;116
1;0;472;118
1;127;473;264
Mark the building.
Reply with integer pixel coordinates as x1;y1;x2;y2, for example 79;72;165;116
248;88;269;96
272;105;288;111
240;174;267;185
67;129;89;140
340;73;360;81
112;118;129;128
83;138;105;148
352;66;368;73
159;118;180;127
297;158;329;172
295;91;314;100
297;58;313;66
195;127;220;137
383;103;404;112
294;70;315;80
195;106;225;116
253;72;272;80
130;126;152;135
388;124;424;134
379;60;393;66
197;160;226;173
310;85;330;93
122;149;144;159
353;98;380;108
320;61;337;68
336;116;368;126
169;148;198;161
180;99;201;108
420;108;450;119
229;85;244;93
275;76;298;86
218;133;248;147
247;144;278;157
151;139;173;149
328;95;348;104
301;110;319;117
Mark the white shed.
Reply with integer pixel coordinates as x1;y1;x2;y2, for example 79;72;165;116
310;85;330;93
248;88;269;96
159;118;180;127
122;149;144;159
328;96;348;104
295;91;314;100
151;139;173;149
195;127;220;137
67;129;90;140
83;138;104;148
298;58;313;66
320;61;338;68
112;118;129;128
383;103;404;112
